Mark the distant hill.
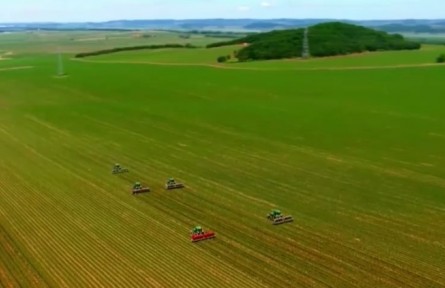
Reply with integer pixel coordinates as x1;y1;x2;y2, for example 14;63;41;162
208;22;421;62
375;24;445;34
243;22;292;30
1;19;444;32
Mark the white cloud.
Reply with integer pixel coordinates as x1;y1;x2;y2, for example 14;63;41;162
237;6;251;11
260;1;272;8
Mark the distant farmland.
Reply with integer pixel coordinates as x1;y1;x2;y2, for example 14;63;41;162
0;31;444;287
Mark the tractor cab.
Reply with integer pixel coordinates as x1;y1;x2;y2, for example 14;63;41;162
267;209;282;220
133;182;142;190
191;226;203;235
112;163;121;172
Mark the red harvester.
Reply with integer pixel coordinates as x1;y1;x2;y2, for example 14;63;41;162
191;226;215;243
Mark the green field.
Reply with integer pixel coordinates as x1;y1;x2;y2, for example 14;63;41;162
405;33;445;44
88;44;445;69
1;32;445;288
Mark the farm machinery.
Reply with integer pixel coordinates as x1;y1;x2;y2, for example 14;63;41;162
267;209;293;225
165;178;184;190
190;226;215;243
112;163;129;174
132;182;150;195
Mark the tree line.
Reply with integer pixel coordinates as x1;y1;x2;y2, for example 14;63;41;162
74;44;197;58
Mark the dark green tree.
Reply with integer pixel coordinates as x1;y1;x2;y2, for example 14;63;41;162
217;56;228;63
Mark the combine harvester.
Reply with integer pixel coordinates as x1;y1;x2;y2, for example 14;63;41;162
132;182;150;195
112;163;129;174
190;226;215;243
165;178;185;190
267;209;293;225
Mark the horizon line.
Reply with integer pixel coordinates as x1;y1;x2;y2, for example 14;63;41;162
1;17;445;25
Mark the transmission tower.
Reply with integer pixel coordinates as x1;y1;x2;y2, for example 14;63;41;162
56;52;65;77
302;27;310;59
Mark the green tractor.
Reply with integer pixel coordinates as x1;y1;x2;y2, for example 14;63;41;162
165;177;185;190
132;181;150;195
190;226;215;242
112;163;129;174
133;182;142;190
191;226;203;235
267;209;293;225
267;209;282;220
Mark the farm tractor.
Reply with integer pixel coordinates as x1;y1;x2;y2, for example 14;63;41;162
132;182;150;195
267;209;293;225
112;163;129;174
165;178;185;190
190;226;215;243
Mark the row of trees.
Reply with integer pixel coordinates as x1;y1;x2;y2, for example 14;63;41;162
210;22;421;62
75;43;196;58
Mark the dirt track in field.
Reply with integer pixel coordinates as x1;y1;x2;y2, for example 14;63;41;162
0;66;34;72
73;57;445;71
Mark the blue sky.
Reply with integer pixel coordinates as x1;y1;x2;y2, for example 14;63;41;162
0;0;443;22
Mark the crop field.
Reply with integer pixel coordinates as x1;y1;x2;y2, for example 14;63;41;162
0;30;223;54
405;33;445;44
88;44;445;69
0;32;445;288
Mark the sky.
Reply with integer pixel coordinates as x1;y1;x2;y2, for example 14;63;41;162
0;0;443;23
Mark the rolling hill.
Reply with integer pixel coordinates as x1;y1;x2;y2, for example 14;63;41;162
208;22;421;61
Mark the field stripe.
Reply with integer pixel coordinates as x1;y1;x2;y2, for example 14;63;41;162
0;66;34;72
73;57;445;71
